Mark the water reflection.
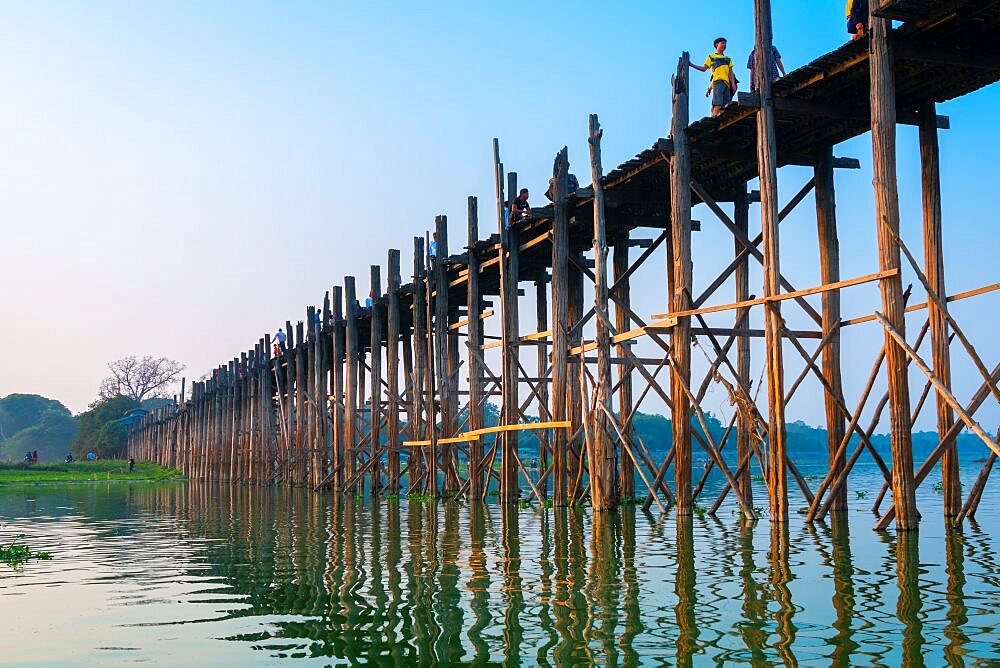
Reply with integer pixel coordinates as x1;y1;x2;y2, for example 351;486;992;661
1;483;999;665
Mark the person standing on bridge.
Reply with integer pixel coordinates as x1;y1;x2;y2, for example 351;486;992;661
847;0;868;39
690;37;737;118
275;327;287;352
747;45;786;92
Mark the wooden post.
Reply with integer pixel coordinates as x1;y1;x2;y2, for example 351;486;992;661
612;238;635;501
733;185;753;507
330;286;345;491
920;102;959;521
433;215;459;494
370;265;384;494
534;273;550;499
754;0;788;521
295;320;307;486
344;276;359;492
466;197;485;499
550;147;570;506
870;0;918;529
494;151;519;503
589;114;618;511
386;250;402;495
814;147;847;512
669;53;694;516
411;237;428;492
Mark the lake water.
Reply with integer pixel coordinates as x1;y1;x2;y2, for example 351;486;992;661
1;462;998;666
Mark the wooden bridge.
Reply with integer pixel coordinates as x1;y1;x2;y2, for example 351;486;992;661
129;0;1000;531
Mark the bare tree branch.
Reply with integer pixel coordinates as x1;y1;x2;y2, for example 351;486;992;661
99;356;185;402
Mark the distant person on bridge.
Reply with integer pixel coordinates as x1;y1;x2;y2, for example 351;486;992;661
690;37;738;117
128;457;135;473
510;189;531;225
275;328;287;352
847;0;868;39
747;45;786;92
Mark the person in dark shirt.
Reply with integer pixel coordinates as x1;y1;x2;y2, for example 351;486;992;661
747;45;785;92
128;457;135;473
510;188;531;225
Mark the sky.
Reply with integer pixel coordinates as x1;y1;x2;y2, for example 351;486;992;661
0;1;997;433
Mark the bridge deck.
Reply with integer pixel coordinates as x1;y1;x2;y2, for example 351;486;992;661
346;0;998;344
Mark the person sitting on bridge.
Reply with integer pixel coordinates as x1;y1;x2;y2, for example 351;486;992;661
747;45;785;92
275;328;287;352
510;188;531;225
690;37;738;118
847;0;868;39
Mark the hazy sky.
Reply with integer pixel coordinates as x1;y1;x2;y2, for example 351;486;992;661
1;2;997;432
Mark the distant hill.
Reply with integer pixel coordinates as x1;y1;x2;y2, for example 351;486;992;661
0;394;78;462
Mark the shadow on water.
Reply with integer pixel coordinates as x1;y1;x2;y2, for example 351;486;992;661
1;481;999;664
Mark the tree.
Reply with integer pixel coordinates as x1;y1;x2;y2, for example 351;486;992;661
74;395;141;458
99;356;184;402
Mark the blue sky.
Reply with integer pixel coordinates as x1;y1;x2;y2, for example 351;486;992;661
0;1;996;433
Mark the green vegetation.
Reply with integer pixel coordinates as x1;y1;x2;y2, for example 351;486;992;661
73;395;141;459
0;394;77;462
405;492;436;502
0;460;184;485
519;500;532;510
0;533;52;568
855;490;869;500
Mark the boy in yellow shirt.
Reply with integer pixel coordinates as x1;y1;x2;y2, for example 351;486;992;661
690;37;737;117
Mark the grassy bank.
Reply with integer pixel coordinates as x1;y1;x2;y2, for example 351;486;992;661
0;461;184;485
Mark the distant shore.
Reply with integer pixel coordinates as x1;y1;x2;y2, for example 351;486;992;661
0;461;184;485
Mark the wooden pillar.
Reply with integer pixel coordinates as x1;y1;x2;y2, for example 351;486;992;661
550;147;571;506
588;114;618;511
386;250;402;495
466;197;485;499
754;0;789;521
534;273;550;499
920;102;959;521
411;237;428;492
870;0;918;529
370;265;384;494
669;53;694;516
613;237;635;500
734;186;753;507
295;320;307;486
344;276;359;492
567;250;584;493
330;286;345;491
422;237;438;496
433;215;459;494
815;147;847;512
495;156;520;503
401;325;415;489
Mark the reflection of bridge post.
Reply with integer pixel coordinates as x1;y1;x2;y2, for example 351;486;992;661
620;507;641;665
829;515;859;663
500;505;524;666
737;523;766;662
894;530;925;663
674;514;698;667
435;502;463;663
588;511;621;662
466;503;491;663
768;522;796;664
942;530;968;665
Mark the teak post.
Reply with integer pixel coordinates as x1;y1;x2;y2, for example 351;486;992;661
870;0;918;529
815;147;847;511
733;185;753;506
669;54;694;516
589;113;618;511
919;102;959;521
386;249;402;495
550;147;571;506
344;276;360;491
754;0;789;521
466;197;485;499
